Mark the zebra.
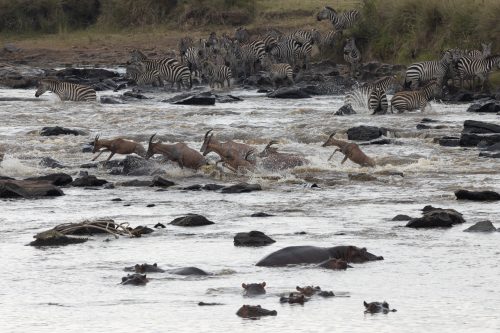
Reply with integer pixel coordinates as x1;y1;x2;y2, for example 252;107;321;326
368;88;389;115
391;80;439;113
345;76;401;110
239;40;266;77
261;55;294;88
290;29;314;45
312;29;338;54
178;37;194;56
316;6;360;32
157;63;192;90
129;49;179;67
181;46;206;72
35;79;96;102
344;37;361;77
294;41;313;70
449;43;493;88
404;50;453;89
269;37;300;65
235;27;250;43
201;61;232;89
126;64;162;87
456;55;500;90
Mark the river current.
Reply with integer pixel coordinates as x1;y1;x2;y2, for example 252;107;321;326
0;83;499;332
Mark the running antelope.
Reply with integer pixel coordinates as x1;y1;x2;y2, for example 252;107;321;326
91;135;146;162
322;133;375;167
200;129;256;172
145;134;207;170
258;140;308;170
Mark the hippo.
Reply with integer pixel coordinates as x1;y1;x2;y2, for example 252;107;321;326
255;245;383;267
168;267;210;276
124;263;165;273
279;293;308;304
242;282;266;296
296;286;334;297
121;273;149;286
364;301;397;314
318;258;352;270
236;305;277;318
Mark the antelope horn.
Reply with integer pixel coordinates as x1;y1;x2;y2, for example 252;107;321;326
327;132;336;139
265;140;279;150
94;134;100;142
245;149;256;160
204;129;213;139
149;133;157;145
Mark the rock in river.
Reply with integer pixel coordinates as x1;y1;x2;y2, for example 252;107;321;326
25;173;73;186
463;221;497;232
0;179;64;198
406;206;465;228
455;189;500;201
234;231;276;247
347;125;387;141
169;214;215;227
221;183;262;194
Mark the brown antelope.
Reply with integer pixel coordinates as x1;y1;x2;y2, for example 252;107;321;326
322;132;375;167
200;129;256;173
258;140;309;170
92;135;146;162
145;134;207;170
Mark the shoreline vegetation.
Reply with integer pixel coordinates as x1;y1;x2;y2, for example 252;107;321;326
0;0;499;65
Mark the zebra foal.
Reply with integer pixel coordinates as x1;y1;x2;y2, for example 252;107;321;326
391;81;438;113
35;79;96;102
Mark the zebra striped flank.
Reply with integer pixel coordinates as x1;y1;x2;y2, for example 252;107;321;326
368;88;388;114
35;79;96;102
317;6;360;31
391;80;438;113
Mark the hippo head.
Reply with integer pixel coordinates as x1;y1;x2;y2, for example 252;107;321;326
347;246;384;263
242;282;266;296
121;273;149;286
319;258;350;270
236;305;277;318
364;301;394;314
296;285;321;297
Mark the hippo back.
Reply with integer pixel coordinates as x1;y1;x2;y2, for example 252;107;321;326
255;246;331;267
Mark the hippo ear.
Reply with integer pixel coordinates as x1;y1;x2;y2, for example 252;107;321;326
153;263;157;267
363;301;368;307
261;282;266;287
296;286;301;291
242;283;247;289
362;247;367;252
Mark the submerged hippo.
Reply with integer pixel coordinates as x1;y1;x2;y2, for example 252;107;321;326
296;285;334;297
242;282;266;296
364;301;397;314
168;267;210;276
256;245;383;267
124;263;165;273
236;305;277;318
318;258;352;270
121;273;149;286
280;293;308;304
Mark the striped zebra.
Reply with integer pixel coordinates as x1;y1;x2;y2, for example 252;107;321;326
456;55;500;90
129;49;179;67
239;40;266;77
368;88;389;115
344;37;361;76
178;37;194;56
182;46;206;72
126;65;162;87
261;55;294;88
35;79;96;102
312;29;338;53
270;37;300;65
290;29;314;45
391;80;438;113
156;63;192;90
345;76;400;110
404;50;453;89
316;6;360;32
294;41;313;69
201;61;232;89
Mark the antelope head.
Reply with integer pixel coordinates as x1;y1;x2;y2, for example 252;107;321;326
322;132;337;147
145;133;159;160
200;129;213;155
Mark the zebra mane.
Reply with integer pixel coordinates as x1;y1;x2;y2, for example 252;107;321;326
40;78;59;84
324;6;337;13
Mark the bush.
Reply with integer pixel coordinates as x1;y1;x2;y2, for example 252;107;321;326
175;0;256;26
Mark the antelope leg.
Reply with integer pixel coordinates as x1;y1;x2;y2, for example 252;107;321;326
341;155;349;164
106;152;116;162
91;149;108;161
328;149;340;161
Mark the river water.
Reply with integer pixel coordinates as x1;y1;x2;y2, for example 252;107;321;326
0;84;499;333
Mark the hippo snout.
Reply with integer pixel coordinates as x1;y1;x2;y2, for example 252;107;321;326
377;256;384;260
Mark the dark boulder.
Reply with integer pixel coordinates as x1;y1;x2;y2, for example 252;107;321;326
0;179;64;198
203;184;225;191
122;91;149;100
234;231;275;247
215;94;243;103
347;126;387;141
267;87;311;99
463;220;497;232
169;214;215;227
406;206;465;228
100;96;125;104
391;214;412;221
438;136;460;147
119;179;152;187
455;189;500;201
152;175;175;188
71;175;108;187
0;64;44;88
39;157;65;169
122;155;156;176
40;126;84;136
463;120;500;134
25;173;73;186
167;92;216;105
459;133;500;147
479;151;500;158
251;212;274;217
29;230;87;247
130;225;154;236
467;99;500;113
221;183;262;194
335;104;356;115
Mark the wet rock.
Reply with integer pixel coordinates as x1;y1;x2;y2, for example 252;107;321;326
438;137;460;147
130;225;154;236
366;138;393;145
347;126;387;141
455;189;500;201
234;231;275;247
479;151;500;158
39;157;65;169
215;94;243;103
236;305;277;318
348;173;377;181
392;214;412;221
111;198;122;202
198;302;224;306
122;91;149;100
335;104;356;115
0;179;64;198
80;163;97;168
100;96;125;104
459;133;500;147
406;206;465;228
146;204;156;207
122;155;156;176
463;120;500;134
463;221;497;232
267;87;311;99
251;212;274;217
221;183;262;194
29;230;87;247
25;173;73;186
167;92;216;105
54;68;118;83
121;273;149;286
168;267;210;275
480;142;500;151
446;90;474;102
71;175;108;187
40;126;84;136
203;184;225;191
467;99;500;113
82;144;93;153
119;179;152;187
0;64;44;88
169;214;215;227
103;183;115;189
151;175;175;188
183;184;202;191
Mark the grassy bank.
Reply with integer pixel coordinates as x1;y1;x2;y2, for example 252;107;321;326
1;0;498;64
